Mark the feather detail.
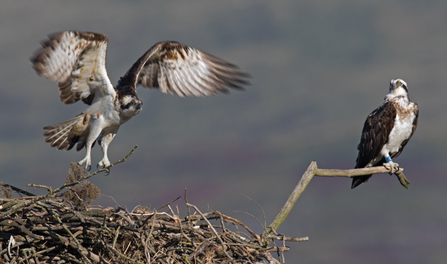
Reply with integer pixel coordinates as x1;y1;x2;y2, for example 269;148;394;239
43;113;90;151
116;41;250;97
31;31;115;105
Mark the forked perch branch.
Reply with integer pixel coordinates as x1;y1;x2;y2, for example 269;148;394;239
262;161;410;240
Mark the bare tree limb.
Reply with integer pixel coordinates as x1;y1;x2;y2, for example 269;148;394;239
262;161;410;241
315;166;409;189
262;162;317;240
0;181;36;197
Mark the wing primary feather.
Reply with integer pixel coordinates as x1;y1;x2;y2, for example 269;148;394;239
181;66;217;96
165;67;186;96
157;65;171;95
209;73;245;90
201;51;251;78
198;74;229;93
212;69;250;85
175;67;207;96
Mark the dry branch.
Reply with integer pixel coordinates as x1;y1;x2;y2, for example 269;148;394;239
0;181;36;197
263;161;411;239
315;166;410;189
263;162;317;239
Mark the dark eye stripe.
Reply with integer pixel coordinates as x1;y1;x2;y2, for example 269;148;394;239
121;103;131;110
402;84;408;91
121;100;141;110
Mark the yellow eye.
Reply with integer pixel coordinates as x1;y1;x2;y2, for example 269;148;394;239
130;101;135;106
396;81;402;86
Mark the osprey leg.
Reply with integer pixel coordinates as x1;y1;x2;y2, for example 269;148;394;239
78;145;93;171
97;132;117;168
78;118;104;170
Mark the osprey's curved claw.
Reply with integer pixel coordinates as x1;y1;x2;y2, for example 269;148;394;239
384;161;400;175
77;162;91;171
97;163;111;175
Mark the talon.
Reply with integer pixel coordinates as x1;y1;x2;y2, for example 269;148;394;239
97;160;111;175
97;164;110;175
98;159;110;169
77;162;91;171
383;164;391;174
78;156;92;171
384;161;399;174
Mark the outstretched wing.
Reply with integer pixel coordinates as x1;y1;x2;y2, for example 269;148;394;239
116;41;250;96
31;31;115;105
355;101;396;169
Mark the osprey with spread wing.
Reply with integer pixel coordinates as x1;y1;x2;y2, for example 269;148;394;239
31;31;250;170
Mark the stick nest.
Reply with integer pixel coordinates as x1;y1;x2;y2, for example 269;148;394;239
0;164;285;263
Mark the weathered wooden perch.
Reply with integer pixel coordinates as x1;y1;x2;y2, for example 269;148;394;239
316;166;409;189
262;161;410;239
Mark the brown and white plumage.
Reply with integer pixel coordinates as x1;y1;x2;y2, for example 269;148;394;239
42;114;89;151
32;31;113;105
118;41;249;96
31;31;250;170
352;79;419;188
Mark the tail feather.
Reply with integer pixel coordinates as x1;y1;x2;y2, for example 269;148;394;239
351;175;372;189
43;114;87;150
45;124;73;146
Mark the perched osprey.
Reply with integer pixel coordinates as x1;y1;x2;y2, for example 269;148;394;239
31;31;249;170
351;79;419;188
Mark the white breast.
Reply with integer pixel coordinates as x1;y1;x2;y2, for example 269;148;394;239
86;95;121;126
385;104;416;154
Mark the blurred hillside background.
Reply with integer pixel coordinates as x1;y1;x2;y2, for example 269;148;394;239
1;0;446;263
